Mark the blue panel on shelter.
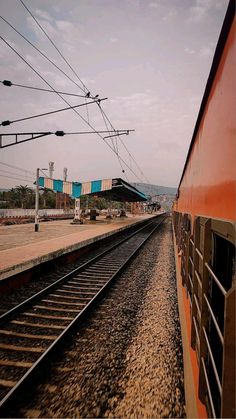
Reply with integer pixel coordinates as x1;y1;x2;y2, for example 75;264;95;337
91;180;102;193
38;177;44;187
53;179;63;193
72;182;82;198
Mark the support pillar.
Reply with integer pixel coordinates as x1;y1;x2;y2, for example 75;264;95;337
72;198;82;224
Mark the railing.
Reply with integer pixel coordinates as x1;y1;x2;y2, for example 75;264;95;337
203;294;224;345
172;212;235;418
205;262;227;297
201;357;217;418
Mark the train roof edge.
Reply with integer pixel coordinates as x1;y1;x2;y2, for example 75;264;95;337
176;0;235;197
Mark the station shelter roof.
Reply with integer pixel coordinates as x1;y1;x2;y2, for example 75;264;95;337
38;177;147;202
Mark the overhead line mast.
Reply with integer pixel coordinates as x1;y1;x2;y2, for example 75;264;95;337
0;130;134;149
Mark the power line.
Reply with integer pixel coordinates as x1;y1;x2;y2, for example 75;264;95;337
0;35;143;183
0;173;34;183
17;3;147;183
39;168;48;178
20;0;88;94
0;13;146;183
0;161;35;175
0;98;106;127
1;15;132;166
98;106;151;183
0;80;97;99
0;15;87;95
0;168;34;180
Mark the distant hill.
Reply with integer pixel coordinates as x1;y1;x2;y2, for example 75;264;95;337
132;183;177;197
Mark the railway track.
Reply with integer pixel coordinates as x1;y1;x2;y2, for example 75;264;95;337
0;217;160;315
0;214;166;414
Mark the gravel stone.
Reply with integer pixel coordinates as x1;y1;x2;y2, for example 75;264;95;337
7;217;185;418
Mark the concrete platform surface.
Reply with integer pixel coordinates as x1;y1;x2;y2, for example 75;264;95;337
0;215;154;281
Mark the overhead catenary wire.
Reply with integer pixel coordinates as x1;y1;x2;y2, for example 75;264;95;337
15;4;149;183
0;168;34;180
20;0;88;94
0;172;35;183
0;160;35;175
0;37;145;183
0;15;87;95
0;98;107;127
0;80;97;99
0;12;143;182
0;14;142;182
99;106;150;184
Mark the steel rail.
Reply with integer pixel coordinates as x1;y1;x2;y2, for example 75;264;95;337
0;215;166;415
0;216;160;324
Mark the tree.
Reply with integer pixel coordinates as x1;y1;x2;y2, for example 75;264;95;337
14;185;34;208
40;188;56;208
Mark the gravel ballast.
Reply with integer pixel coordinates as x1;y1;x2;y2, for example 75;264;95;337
8;217;186;418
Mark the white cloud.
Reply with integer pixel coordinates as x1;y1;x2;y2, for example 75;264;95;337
0;38;16;59
56;20;75;32
185;47;195;55
162;7;177;21
189;0;228;22
27;16;57;40
149;2;159;9
189;0;214;22
199;46;213;57
110;37;118;43
80;39;93;46
125;0;140;6
35;9;52;22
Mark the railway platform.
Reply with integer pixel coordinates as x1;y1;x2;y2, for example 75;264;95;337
0;214;155;282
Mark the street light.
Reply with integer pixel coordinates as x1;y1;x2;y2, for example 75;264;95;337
35;167;48;232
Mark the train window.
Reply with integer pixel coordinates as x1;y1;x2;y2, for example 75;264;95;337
213;233;235;292
207;233;235;417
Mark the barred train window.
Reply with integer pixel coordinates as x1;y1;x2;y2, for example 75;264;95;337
207;233;235;418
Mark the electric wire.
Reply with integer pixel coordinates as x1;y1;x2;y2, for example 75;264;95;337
0;167;34;178
0;15;87;95
99;107;150;183
0;80;96;98
0;161;35;175
20;0;88;94
39;168;49;178
0;173;34;183
0;14;138;179
0;98;105;127
16;4;147;183
0;36;145;183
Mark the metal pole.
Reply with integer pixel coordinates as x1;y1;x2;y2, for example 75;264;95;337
35;168;39;232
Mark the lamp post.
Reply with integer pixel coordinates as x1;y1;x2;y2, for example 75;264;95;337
35;168;48;232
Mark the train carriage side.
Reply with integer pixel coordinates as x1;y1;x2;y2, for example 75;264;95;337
173;1;235;418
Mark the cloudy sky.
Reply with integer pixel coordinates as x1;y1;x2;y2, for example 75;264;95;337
0;0;229;189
